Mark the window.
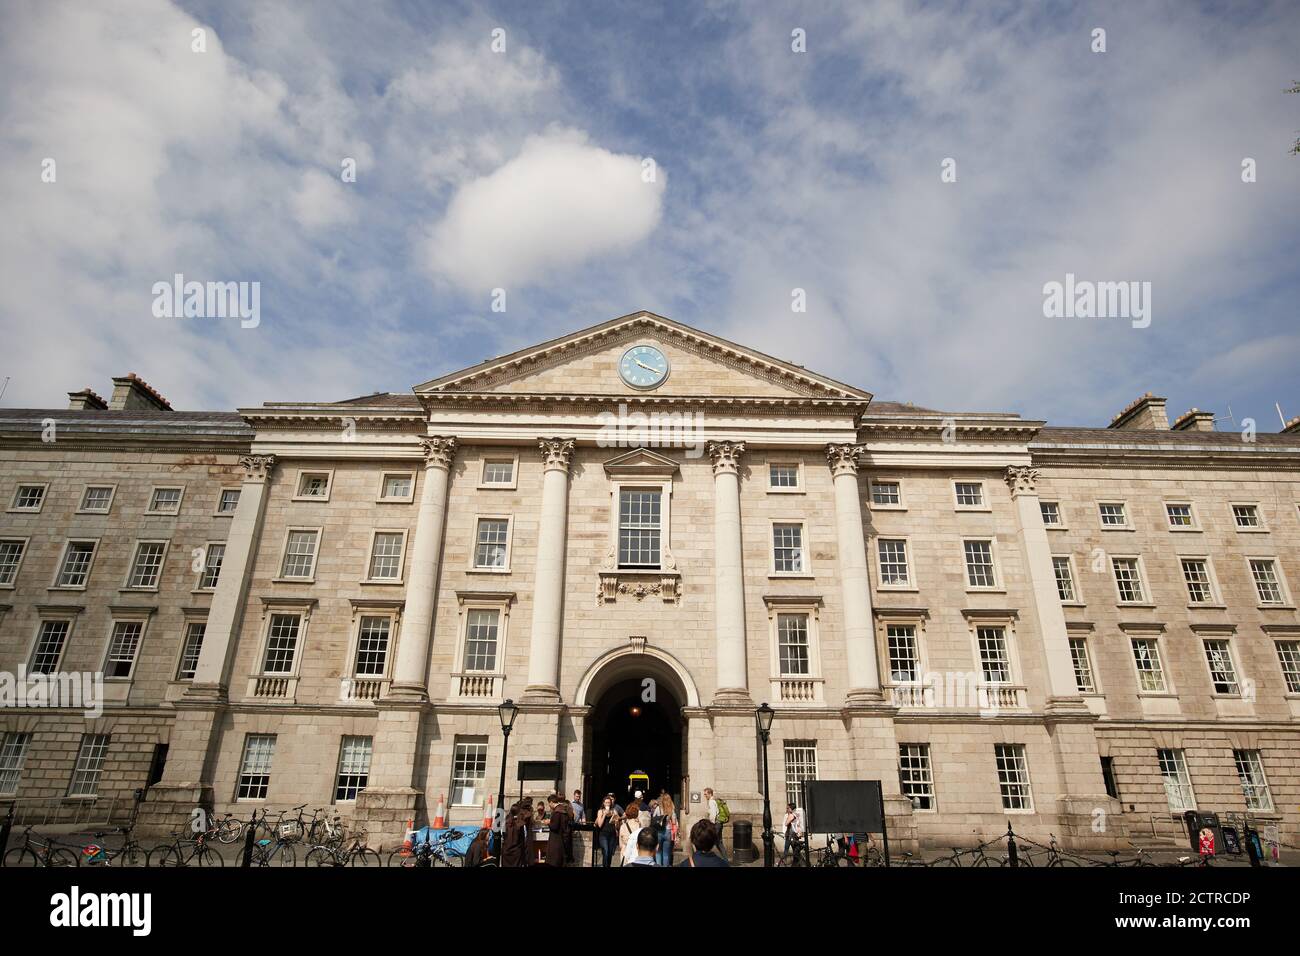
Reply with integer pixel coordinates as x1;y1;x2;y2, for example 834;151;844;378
976;627;1012;684
296;472;330;498
1166;503;1195;528
127;541;167;589
898;744;934;810
871;480;902;507
772;523;806;574
148;487;183;514
886;625;920;684
367;531;405;580
877;539;910;586
1277;641;1300;694
68;734;110;797
1180;558;1216;604
335;736;372;802
481;459;515;487
280;530;320;579
105;621;144;678
1232;504;1261;529
0;539;26;585
451;739;488;806
994;744;1032;811
1131;638;1167;693
1098;502;1128;527
30;620;70;674
217;489;241;513
473;519;509;570
1157;749;1195;811
1249;559;1285;605
199;543;225;590
963;540;996;588
55;541;96;588
1100;756;1119;800
262;614;300;674
0;732;32;795
237;734;276;800
379;473;414;501
1069;637;1096;693
354;616;391;675
177;622;205;680
617;490;661;568
1040;501;1061;526
1203;639;1239;695
1233;750;1273;812
79;486;114;513
782;741;818;809
1052;557;1076;602
1111;557;1146;603
768;463;800;490
463;609;500;672
954;482;984;507
776;614;810;676
10;484;46;511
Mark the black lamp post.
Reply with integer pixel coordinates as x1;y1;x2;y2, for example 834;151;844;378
495;699;519;850
756;702;776;868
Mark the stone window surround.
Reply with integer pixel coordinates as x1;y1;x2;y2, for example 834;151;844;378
99;605;157;686
867;476;906;511
246;598;318;702
873;534;917;592
467;515;513;575
599;449;681;604
449;590;514;700
121;538;170;592
1163;500;1202;532
477;453;520;490
1245;554;1293;608
1096;499;1133;531
193;540;226;592
769;518;814;578
1051;553;1085;606
376;470;417;503
960;537;1004;593
24;606;84;673
952;479;991;512
362;528;409;584
1066;624;1102;696
49;538;100;591
213;487;242;516
765;457;804;494
7;481;49;514
339;598;403;702
1196;627;1245;699
1110;553;1153;607
1177;553;1225;608
1123;624;1176;698
1039;499;1067;529
274;526;323;583
1264;625;1300;697
1230;501;1268;532
145;484;185;515
961;609;1026;697
171;607;209;683
76;484;117;515
0;536;31;589
874;607;931;706
291;468;334;502
763;595;824;697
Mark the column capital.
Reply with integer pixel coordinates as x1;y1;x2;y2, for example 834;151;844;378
538;437;576;472
238;454;277;482
706;440;746;476
419;436;458;470
1004;465;1040;497
825;442;864;478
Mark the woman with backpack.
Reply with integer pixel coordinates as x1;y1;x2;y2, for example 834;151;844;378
652;791;679;866
617;800;641;865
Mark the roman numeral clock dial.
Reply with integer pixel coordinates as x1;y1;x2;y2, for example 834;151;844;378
619;345;670;389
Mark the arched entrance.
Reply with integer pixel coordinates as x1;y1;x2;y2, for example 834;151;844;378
577;645;697;807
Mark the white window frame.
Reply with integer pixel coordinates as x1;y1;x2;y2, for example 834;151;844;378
146;485;185;515
1097;500;1132;530
254;605;314;678
376;471;416;503
8;482;49;514
1233;750;1274;812
953;480;989;511
236;734;276;801
1068;635;1097;693
196;541;226;591
1246;556;1291;607
1230;502;1267;532
450;738;489;807
970;623;1020;686
874;536;915;590
0;537;30;589
214;487;242;516
0;731;33;796
51;538;100;590
994;743;1033;812
868;478;906;511
1157;749;1196;812
961;538;1001;591
610;481;671;571
1039;500;1066;528
1276;640;1300;695
345;608;398;680
882;620;927;686
67;734;111;798
123;539;170;591
782;740;819;809
1179;555;1223;607
1201;636;1241;697
766;459;804;494
1052;554;1083;604
452;592;514;679
772;610;817;678
175;618;207;681
1110;554;1151;605
363;529;408;583
101;615;151;681
770;520;812;577
478;455;520;490
898;743;935;811
468;516;513;574
77;484;117;515
276;527;322;582
292;469;334;502
1164;501;1200;531
27;615;77;674
334;735;373;803
1128;633;1172;695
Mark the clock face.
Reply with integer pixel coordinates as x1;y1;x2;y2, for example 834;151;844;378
619;344;670;389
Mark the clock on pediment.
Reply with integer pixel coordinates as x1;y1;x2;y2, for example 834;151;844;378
619;344;669;390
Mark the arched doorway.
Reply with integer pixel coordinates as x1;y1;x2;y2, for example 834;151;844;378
578;646;696;807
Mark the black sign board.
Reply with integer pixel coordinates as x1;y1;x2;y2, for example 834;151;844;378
803;780;890;863
517;760;562;783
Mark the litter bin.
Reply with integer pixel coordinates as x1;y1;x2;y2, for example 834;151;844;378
731;819;758;864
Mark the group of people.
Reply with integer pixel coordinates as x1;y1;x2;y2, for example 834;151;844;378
462;786;734;868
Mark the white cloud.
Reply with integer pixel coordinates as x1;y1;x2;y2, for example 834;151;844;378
290;168;356;230
423;129;665;292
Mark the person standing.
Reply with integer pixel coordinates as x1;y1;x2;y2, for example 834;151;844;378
546;793;573;867
676;820;729;867
571;790;586;823
627;827;659;866
618;800;642;865
653;792;678;867
704;787;728;857
501;803;526;867
595;794;620;868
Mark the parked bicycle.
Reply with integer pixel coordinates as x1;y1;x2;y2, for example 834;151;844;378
148;823;225;867
247;810;298;867
3;826;81;868
927;837;1008;867
388;828;465;868
1019;834;1082;867
305;827;381;867
78;825;147;867
1093;842;1155;867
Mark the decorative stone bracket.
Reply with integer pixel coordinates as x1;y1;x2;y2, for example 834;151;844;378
597;552;681;605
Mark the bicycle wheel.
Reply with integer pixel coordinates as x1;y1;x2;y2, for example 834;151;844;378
305;847;338;867
3;847;40;868
431;850;463;868
932;855;959;866
196;844;225;867
44;847;80;868
349;848;382;867
149;846;183;867
271;844;296;867
1050;856;1080;867
217;820;243;845
388;848;417;868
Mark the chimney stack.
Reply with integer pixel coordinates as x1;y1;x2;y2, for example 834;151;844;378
1284;417;1300;435
1171;408;1216;432
66;388;108;411
108;373;173;412
1108;393;1169;431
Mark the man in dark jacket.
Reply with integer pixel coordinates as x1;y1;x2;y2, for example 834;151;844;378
546;794;574;866
676;819;729;867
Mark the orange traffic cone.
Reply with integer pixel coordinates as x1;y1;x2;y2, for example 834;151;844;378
400;818;414;856
481;795;494;830
432;793;446;830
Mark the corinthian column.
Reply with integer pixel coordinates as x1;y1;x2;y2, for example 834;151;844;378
523;438;576;701
708;440;751;706
826;443;883;705
388;436;457;700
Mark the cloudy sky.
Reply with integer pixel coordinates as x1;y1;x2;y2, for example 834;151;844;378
1;0;1297;428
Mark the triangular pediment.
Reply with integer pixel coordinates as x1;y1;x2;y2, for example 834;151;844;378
602;447;681;477
413;312;872;402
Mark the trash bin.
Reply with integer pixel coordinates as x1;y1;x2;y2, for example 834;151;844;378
731;819;758;864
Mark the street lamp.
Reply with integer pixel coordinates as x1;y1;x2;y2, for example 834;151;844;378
756;702;775;868
495;699;519;850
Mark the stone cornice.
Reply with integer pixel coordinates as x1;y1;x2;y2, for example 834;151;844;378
416;390;869;415
858;417;1044;442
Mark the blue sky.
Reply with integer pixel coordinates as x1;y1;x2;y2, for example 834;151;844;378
2;0;1297;429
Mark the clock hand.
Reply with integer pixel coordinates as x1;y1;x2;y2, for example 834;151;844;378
634;359;658;372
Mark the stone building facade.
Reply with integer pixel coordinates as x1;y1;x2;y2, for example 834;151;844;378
2;313;1298;852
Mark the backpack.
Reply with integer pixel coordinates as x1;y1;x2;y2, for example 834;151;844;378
714;798;731;825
